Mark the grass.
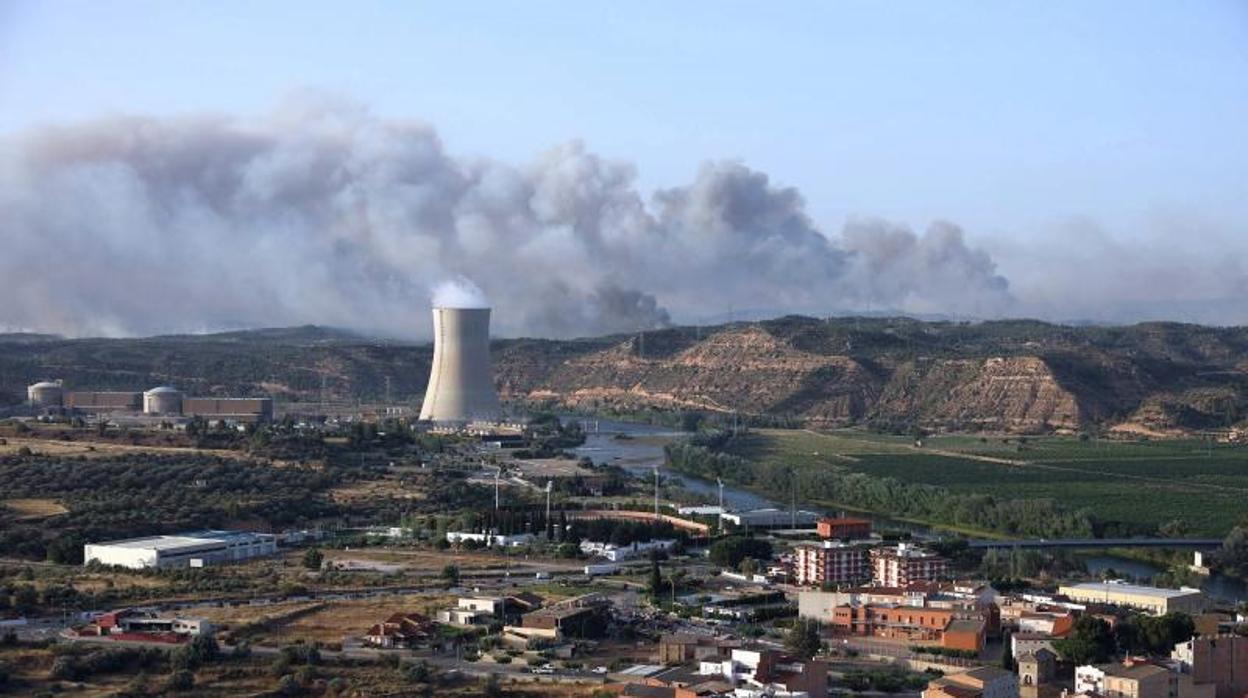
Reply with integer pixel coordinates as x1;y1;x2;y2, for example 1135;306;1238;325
735;429;1248;536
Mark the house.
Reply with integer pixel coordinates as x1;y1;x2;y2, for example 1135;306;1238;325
1076;661;1176;698
508;593;609;642
924;667;1019;698
81;610;214;640
697;647;828;697
1018;648;1057;689
1171;634;1248;698
437;593;543;626
364;612;434;649
658;633;737;664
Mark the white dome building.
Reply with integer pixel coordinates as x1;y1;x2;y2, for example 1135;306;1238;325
27;380;64;408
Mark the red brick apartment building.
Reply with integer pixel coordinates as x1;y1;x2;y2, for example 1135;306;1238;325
794;542;870;587
871;543;950;586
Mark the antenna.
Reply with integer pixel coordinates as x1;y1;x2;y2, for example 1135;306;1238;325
653;467;660;520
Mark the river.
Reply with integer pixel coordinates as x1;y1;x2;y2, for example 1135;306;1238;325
569;417;1248;604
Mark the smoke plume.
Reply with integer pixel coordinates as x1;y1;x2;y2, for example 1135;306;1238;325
7;99;1231;339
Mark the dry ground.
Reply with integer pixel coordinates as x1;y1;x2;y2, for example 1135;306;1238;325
1;497;68;519
195;594;458;645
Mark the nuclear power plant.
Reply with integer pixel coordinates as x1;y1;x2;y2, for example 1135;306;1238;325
419;306;502;423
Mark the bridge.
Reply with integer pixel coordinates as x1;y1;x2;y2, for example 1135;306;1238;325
967;537;1222;550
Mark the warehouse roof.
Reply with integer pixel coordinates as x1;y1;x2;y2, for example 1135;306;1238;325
1062;582;1201;599
88;530;271;551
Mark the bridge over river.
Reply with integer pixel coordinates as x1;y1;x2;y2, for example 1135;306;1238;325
968;537;1222;550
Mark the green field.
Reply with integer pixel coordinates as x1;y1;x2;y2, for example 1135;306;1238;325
731;430;1248;537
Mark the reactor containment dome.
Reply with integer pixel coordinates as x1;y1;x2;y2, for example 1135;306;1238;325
419;306;501;423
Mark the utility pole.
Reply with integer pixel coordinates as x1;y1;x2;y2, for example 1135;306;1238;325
545;480;553;540
385;375;392;405
495;466;502;512
717;477;725;534
791;470;797;531
653;468;660;520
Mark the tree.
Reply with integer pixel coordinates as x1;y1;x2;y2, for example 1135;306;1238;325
165;670;195;691
483;673;503;698
739;558;760;579
1222;527;1248;577
708;537;773;569
302;548;324;570
407;661;432;683
1001;632;1015;671
785;618;822;659
648;549;663;599
1053;616;1115;664
441;564;460;585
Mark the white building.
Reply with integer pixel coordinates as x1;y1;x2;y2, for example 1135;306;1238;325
83;530;277;570
579;538;677;562
720;508;820;529
445;531;536;548
1058;582;1206;616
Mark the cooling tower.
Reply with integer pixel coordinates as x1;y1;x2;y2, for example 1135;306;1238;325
419;307;501;422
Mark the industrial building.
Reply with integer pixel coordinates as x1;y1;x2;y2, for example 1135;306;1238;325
143;386;183;415
83;530;277;570
419;305;502;423
34;379;273;421
182;397;274;422
26;380;64;408
1058;581;1206;615
66;390;143;413
720;507;820;530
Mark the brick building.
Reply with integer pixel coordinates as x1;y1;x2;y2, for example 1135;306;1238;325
817;517;872;540
794;541;870;587
871;543;949;587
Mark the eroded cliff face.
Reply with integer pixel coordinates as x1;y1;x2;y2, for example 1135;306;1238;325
873;356;1083;431
495;327;1092;431
498;326;880;422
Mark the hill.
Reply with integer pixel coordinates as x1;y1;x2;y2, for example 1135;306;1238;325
3;317;1248;433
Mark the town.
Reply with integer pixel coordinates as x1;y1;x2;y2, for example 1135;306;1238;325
1;296;1246;697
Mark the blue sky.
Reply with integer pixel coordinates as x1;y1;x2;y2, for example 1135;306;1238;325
2;2;1247;334
3;1;1245;240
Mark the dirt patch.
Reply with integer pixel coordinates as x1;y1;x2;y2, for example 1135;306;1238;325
1;498;68;519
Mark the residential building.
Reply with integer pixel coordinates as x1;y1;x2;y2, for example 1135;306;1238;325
364;612;434;649
1171;634;1248;698
1059;582;1206;616
83;530;277;569
79;610;214;639
698;647;827;697
924;667;1019;698
817;517;872;540
511;594;609;641
871;543;950;587
1018;648;1057;689
794;541;869;587
1076;661;1177;698
829;601;986;652
658;633;737;664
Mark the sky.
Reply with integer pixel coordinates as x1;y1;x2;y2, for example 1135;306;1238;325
1;1;1246;337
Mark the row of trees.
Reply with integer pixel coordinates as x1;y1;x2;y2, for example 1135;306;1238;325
666;438;1096;538
1053;613;1195;664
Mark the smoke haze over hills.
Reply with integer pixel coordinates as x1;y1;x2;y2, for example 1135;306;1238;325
1;99;1244;339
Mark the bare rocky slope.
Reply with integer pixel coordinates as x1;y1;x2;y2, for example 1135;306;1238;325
3;318;1247;433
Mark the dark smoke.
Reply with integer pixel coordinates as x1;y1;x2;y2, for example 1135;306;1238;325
0;100;1020;339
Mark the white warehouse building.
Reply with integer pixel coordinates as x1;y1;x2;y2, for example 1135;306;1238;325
84;530;277;570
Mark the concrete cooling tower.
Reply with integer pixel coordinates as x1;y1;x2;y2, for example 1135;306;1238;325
419;307;501;422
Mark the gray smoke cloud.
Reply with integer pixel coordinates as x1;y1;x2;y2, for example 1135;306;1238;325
0;99;1022;339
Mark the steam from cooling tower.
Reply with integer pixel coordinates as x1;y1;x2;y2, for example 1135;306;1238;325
431;277;490;309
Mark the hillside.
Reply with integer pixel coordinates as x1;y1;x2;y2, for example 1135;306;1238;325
3;317;1248;433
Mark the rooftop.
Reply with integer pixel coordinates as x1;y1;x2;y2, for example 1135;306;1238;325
1062;582;1202;599
89;530;271;551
